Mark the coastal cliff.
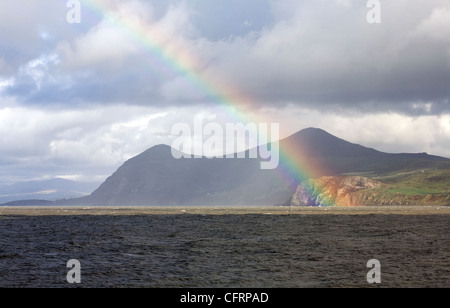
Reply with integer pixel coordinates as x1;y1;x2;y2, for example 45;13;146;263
288;174;450;206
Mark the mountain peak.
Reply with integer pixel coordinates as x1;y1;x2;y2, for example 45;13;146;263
300;127;329;134
134;144;174;160
282;127;381;159
295;127;340;139
286;127;342;143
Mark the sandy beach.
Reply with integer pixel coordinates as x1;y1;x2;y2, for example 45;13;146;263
1;205;449;216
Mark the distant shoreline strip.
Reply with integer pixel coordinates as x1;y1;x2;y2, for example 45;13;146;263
1;205;449;216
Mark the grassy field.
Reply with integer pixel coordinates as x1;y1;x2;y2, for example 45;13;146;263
369;168;450;205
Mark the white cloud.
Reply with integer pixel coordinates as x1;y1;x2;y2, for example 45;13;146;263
414;6;450;41
18;54;60;90
56;0;197;72
0;104;212;180
56;21;138;72
0;77;14;92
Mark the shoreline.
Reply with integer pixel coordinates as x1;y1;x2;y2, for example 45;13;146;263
1;205;449;216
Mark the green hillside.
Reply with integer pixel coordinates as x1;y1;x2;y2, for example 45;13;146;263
369;168;450;205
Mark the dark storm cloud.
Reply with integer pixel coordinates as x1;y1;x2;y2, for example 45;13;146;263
197;0;450;115
1;0;449;114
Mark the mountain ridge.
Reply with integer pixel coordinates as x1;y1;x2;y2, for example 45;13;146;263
3;128;449;206
63;127;450;206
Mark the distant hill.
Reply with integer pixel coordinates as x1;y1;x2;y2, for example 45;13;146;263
55;128;450;206
1;199;54;206
0;178;99;205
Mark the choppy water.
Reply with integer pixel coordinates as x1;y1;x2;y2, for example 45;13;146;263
0;213;448;287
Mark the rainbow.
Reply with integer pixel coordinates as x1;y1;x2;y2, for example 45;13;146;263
80;0;335;206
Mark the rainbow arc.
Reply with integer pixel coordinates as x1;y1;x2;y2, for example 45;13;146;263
81;0;337;206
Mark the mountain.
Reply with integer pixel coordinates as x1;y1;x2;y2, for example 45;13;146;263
75;145;290;206
58;128;450;206
0;178;99;204
279;128;448;175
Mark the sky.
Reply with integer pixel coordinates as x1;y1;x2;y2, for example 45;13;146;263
0;0;449;184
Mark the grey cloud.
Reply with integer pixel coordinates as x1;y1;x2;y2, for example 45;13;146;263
195;1;450;115
189;0;274;40
1;0;449;114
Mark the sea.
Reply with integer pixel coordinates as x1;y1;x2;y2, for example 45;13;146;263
0;206;448;288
